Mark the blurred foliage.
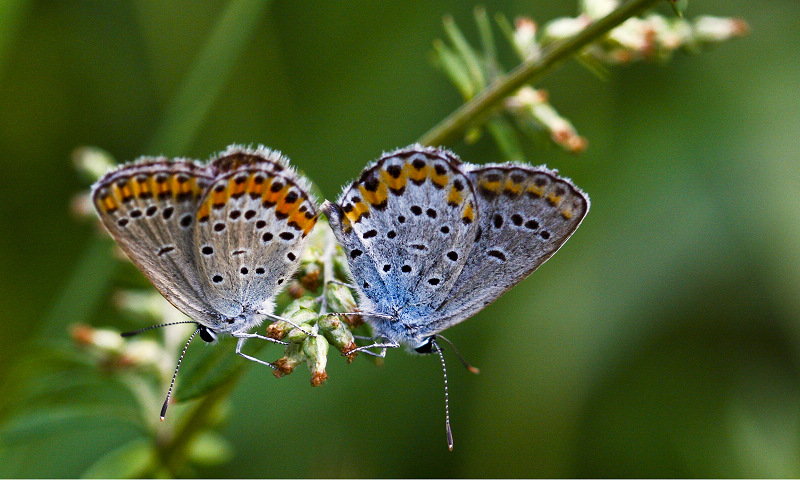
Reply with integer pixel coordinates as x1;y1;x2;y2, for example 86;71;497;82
0;0;797;479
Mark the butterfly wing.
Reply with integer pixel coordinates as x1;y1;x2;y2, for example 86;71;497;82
428;163;589;332
193;147;318;318
92;159;221;325
324;145;479;334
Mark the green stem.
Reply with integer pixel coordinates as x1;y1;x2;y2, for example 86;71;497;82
157;375;240;477
38;0;273;477
317;226;339;316
39;0;270;342
146;0;272;154
0;0;32;79
418;0;665;147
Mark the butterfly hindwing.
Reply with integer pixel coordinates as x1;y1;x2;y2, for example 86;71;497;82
92;159;220;325
430;164;589;331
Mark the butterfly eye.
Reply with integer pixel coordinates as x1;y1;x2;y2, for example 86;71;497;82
198;327;217;343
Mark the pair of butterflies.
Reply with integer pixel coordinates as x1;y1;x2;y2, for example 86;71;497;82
92;144;589;449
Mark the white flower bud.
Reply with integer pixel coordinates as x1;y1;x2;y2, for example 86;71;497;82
543;15;591;41
513;17;540;60
72;146;116;182
694;16;749;43
582;0;620;20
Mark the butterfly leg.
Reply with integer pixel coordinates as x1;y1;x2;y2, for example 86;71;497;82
233;332;289;345
257;310;317;337
320;311;395;323
326;279;359;290
235;337;280;370
349;337;400;358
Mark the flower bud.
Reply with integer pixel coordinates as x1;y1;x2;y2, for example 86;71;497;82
325;282;357;313
70;192;94;220
298;261;322;292
71;323;125;352
656;17;691;52
332;253;353;282
694;16;749;44
318;314;358;363
113;290;167;319
581;0;619;20
120;339;163;369
267;296;318;341
286;281;306;299
272;342;304;378
302;335;329;386
542;15;591;41
72;146;116;182
325;282;363;328
513;17;540;61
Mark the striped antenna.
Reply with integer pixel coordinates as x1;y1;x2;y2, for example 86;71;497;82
160;327;200;421
436;334;480;374
120;320;199;338
431;338;454;451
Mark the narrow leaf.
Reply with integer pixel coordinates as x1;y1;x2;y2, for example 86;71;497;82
442;14;486;90
486;117;526;162
81;438;156;478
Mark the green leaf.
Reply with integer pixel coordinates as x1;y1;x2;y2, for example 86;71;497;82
575;53;612;80
173;334;268;403
486;117;526;162
669;0;689;17
442;14;486;91
145;0;273;154
0;407;137;446
81;438;156;478
433;39;475;100
186;431;234;467
474;6;499;79
495;13;521;59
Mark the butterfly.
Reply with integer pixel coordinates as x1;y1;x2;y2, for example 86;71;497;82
322;144;589;448
92;145;319;417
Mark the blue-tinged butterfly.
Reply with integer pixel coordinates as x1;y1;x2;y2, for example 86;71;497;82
322;144;589;449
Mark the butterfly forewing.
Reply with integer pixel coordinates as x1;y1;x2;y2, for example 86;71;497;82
325;146;478;312
92;159;221;325
193;151;318;315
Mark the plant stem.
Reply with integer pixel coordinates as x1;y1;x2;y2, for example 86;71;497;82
0;0;32;79
418;0;665;147
40;0;270;343
158;376;240;476
146;0;272;155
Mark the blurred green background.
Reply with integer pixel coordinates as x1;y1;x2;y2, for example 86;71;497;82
1;0;798;478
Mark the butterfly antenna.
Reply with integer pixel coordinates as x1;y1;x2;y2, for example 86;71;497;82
160;328;199;421
436;334;480;374
431;338;454;451
120;320;199;338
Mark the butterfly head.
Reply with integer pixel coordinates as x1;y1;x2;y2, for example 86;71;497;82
361;304;439;354
203;298;274;338
411;336;437;355
197;324;218;343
